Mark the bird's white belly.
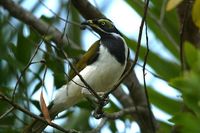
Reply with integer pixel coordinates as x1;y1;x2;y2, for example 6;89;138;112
53;45;126;108
73;45;125;93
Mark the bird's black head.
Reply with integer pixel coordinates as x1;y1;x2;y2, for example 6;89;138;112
81;18;122;37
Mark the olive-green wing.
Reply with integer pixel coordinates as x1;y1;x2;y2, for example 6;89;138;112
69;40;101;79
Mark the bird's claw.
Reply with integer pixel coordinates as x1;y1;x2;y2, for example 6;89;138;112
93;108;104;119
93;112;103;119
82;90;110;105
101;96;109;106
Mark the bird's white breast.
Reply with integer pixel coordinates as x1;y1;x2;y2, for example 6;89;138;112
76;45;125;93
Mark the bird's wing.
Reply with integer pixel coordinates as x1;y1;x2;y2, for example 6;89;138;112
69;40;101;79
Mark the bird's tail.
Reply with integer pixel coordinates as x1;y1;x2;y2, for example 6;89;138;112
23;102;59;133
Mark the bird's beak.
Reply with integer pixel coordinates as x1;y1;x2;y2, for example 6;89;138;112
81;20;98;30
81;19;103;34
81;20;93;26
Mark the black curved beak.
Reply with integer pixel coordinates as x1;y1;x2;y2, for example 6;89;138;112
81;20;93;26
81;20;95;30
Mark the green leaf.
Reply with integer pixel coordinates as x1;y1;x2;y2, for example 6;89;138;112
16;34;34;65
76;100;94;110
184;41;200;71
0;87;13;96
0;100;9;115
126;0;180;58
109;121;117;133
148;87;181;115
126;37;181;80
52;72;66;88
0;115;15;125
28;29;42;43
63;45;85;58
40;15;56;25
28;64;44;86
157;121;172;133
31;81;42;96
69;5;81;46
31;100;41;111
170;112;200;133
44;55;65;88
170;70;200;116
64;109;91;131
184;41;198;67
104;101;121;113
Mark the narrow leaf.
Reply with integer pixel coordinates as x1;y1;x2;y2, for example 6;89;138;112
166;0;183;11
192;0;200;28
40;91;51;124
148;87;181;115
184;41;198;68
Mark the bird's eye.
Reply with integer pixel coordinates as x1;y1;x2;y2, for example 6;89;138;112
101;22;106;26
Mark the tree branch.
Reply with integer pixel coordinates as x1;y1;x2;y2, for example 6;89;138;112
0;93;79;133
124;68;158;133
104;106;145;120
71;0;106;19
0;0;79;49
178;0;200;48
71;0;157;133
178;0;193;71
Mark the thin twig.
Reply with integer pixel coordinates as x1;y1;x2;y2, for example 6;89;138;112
38;0;82;28
142;19;156;132
103;106;145;120
12;40;43;101
60;0;71;42
0;0;79;48
0;107;15;120
41;65;48;93
179;1;191;71
64;71;87;89
136;63;166;81
133;0;179;52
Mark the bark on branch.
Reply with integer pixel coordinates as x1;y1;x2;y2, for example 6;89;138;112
0;0;78;49
178;0;200;48
71;0;157;132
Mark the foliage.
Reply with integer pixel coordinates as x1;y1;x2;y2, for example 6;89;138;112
170;42;200;133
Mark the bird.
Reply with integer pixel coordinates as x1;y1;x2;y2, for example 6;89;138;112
24;18;129;133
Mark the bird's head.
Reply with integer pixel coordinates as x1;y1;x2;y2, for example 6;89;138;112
81;18;122;37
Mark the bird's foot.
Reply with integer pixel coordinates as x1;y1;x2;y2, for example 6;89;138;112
82;89;110;119
93;111;104;119
82;89;109;105
92;106;104;119
100;96;109;106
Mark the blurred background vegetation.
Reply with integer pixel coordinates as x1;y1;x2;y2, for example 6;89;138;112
0;0;200;133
